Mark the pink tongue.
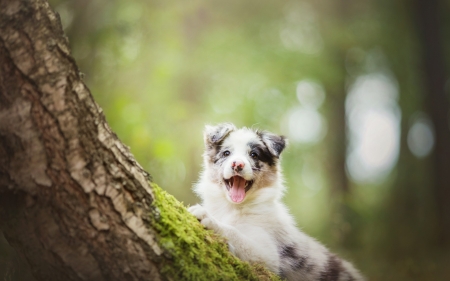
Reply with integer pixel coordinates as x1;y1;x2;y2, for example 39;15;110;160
230;176;246;203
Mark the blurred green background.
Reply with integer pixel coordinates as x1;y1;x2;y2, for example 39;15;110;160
1;0;450;280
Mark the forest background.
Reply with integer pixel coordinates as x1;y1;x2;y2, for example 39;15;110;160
1;0;449;280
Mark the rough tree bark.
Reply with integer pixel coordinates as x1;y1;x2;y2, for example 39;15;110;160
0;0;278;280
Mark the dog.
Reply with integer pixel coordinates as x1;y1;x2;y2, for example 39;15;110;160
189;123;364;281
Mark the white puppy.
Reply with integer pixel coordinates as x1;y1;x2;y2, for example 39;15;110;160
189;123;364;281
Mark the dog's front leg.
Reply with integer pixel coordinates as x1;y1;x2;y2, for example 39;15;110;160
188;204;222;233
188;204;249;254
188;204;279;272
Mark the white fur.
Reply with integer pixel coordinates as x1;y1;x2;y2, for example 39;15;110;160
189;125;364;280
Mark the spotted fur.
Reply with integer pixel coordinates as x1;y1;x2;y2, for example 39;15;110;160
189;123;365;281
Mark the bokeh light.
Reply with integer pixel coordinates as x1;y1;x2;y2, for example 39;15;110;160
407;112;435;158
346;73;401;183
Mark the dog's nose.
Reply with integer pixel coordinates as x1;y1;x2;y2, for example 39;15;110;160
232;160;245;172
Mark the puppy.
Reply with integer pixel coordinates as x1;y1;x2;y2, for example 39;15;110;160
189;123;364;281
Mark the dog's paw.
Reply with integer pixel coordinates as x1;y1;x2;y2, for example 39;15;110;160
188;204;208;220
188;204;220;231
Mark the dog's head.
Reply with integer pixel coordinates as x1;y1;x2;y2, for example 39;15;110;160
202;123;286;204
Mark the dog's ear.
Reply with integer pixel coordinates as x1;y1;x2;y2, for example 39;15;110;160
204;123;236;147
259;131;287;157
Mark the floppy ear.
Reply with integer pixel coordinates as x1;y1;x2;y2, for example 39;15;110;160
259;131;287;157
204;123;236;147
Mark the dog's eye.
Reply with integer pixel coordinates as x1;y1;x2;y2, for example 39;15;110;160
223;150;230;157
250;152;258;159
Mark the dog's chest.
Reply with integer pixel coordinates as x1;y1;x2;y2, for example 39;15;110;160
209;207;243;225
210;206;279;236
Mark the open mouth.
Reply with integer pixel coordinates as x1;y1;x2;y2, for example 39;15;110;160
224;176;254;203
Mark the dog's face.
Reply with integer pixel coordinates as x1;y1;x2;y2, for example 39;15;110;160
203;123;286;204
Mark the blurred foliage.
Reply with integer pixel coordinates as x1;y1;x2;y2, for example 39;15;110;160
2;0;450;280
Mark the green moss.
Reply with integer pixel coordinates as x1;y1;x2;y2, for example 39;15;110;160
150;183;281;281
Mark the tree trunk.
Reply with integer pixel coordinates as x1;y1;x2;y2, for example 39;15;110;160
0;0;277;280
414;0;450;247
321;0;355;249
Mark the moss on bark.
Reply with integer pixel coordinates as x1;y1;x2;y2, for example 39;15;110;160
150;183;281;280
